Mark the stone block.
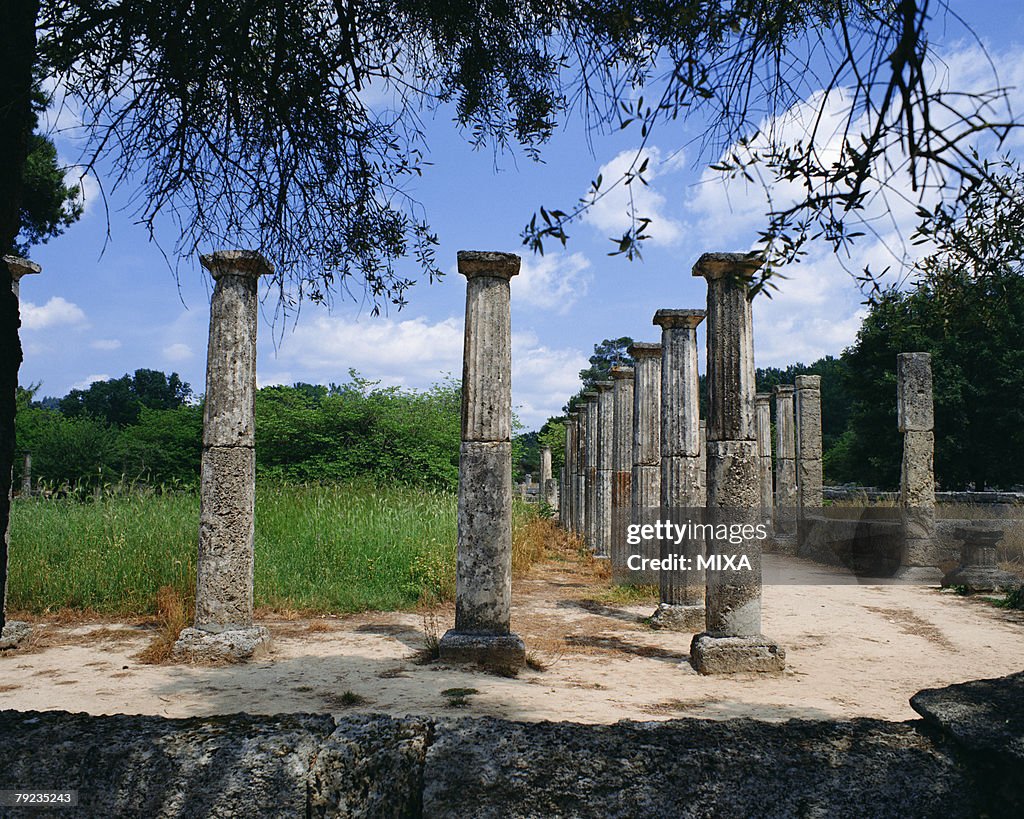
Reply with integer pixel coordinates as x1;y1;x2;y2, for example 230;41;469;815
690;633;786;674
649;603;704;631
171;625;271;664
438;631;526;674
705;440;760;508
0;620;31;650
897;352;934;432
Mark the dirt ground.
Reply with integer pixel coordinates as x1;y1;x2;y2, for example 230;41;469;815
2;548;1023;724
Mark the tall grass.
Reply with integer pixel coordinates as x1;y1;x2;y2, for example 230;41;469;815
8;482;459;616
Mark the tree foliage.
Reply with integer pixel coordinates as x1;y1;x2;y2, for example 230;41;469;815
59;369;192;427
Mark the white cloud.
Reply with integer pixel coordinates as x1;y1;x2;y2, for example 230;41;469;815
90;338;121;351
72;373;109;390
20;297;87;330
513;252;592;313
583;146;686;246
512;331;590;428
163;342;194;362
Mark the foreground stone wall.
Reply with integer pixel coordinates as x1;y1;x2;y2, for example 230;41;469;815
1;671;1021;817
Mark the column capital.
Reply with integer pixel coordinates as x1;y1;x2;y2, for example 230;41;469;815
653;308;705;329
773;384;795;396
755;392;771;406
595;380;614;393
794;374;821;390
691;251;764;280
583;390;599;402
609;365;634;380
457;250;520;280
3;255;42;281
627;341;661;358
201;250;274;280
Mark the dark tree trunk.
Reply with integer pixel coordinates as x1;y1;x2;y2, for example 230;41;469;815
0;0;40;632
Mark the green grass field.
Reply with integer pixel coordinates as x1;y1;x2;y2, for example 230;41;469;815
7;482;460;616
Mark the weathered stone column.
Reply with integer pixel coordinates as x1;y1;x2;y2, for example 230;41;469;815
697;420;707;503
610;366;634;582
795;374;823;550
650;309;706;630
438;251;526;671
20;453;31;497
628;342;661;585
560;418;574;530
539;445;553;509
583;391;599;549
690;253;785;674
1;256;40;650
773;385;798;535
574;408;588;537
755;393;774;527
172;251;272;663
898;353;936;570
594;380;615;559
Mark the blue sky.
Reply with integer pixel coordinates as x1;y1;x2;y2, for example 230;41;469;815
18;2;1024;430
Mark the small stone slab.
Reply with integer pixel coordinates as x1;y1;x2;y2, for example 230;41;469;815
649;603;704;632
690;633;786;674
438;631;526;674
941;566;1020;593
171;625;271;664
0;620;31;649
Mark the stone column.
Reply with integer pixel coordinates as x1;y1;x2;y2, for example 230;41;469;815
650;309;706;630
755;393;773;527
697;420;707;503
1;256;40;650
628;342;661;585
941;523;1017;592
575;407;588;537
690;252;785;674
610;366;634;582
438;251;526;671
594;380;615;559
795;375;823;549
898;352;936;570
583;391;599;549
773;385;798;535
539;445;553;509
173;251;273;663
20;453;31;497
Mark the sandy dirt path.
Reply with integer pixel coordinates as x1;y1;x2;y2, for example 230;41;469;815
2;550;1022;723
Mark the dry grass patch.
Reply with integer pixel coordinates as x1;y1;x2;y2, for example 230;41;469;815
136;585;191;664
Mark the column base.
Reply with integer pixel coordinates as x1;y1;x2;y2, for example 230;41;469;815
893;565;943;584
690;633;786;674
171;625;271;664
942;566;1020;594
648;603;704;632
438;630;526;674
0;621;31;650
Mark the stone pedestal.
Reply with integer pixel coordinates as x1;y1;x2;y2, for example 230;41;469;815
628;342;661;585
610;367;634;581
773;385;798;536
1;256;41;650
173;250;273;664
690;252;785;673
941;526;1017;593
898;353;937;568
650;309;706;630
439;251;526;673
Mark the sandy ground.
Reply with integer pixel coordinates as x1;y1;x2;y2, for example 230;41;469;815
2;550;1023;724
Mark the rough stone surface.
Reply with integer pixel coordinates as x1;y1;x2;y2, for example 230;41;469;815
594;382;614;558
584;393;599;550
0;620;30;649
649;603;704;631
460;268;517;442
4;254;41;300
897;352;934;432
755;393;773;523
423;711;980;818
171;625;271;664
0;710;428;817
941;524;1020;592
454;442;513;634
195;446;257;629
628;342;661;466
609;368;634;579
654;310;704;457
795;375;824;515
705;441;761;509
574;409;588;536
901;431;935;508
690;633;786;674
539;446;553;507
437;632;526;673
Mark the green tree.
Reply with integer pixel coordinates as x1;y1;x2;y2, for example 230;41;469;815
60;369;192;427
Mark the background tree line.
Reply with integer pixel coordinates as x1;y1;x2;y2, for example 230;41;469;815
15;370;462;492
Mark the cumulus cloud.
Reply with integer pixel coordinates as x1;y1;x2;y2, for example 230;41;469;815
20;297;87;330
72;373;109;390
512;331;590;428
163;342;194;362
583;146;686;246
90;338;121;351
513;252;592;313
